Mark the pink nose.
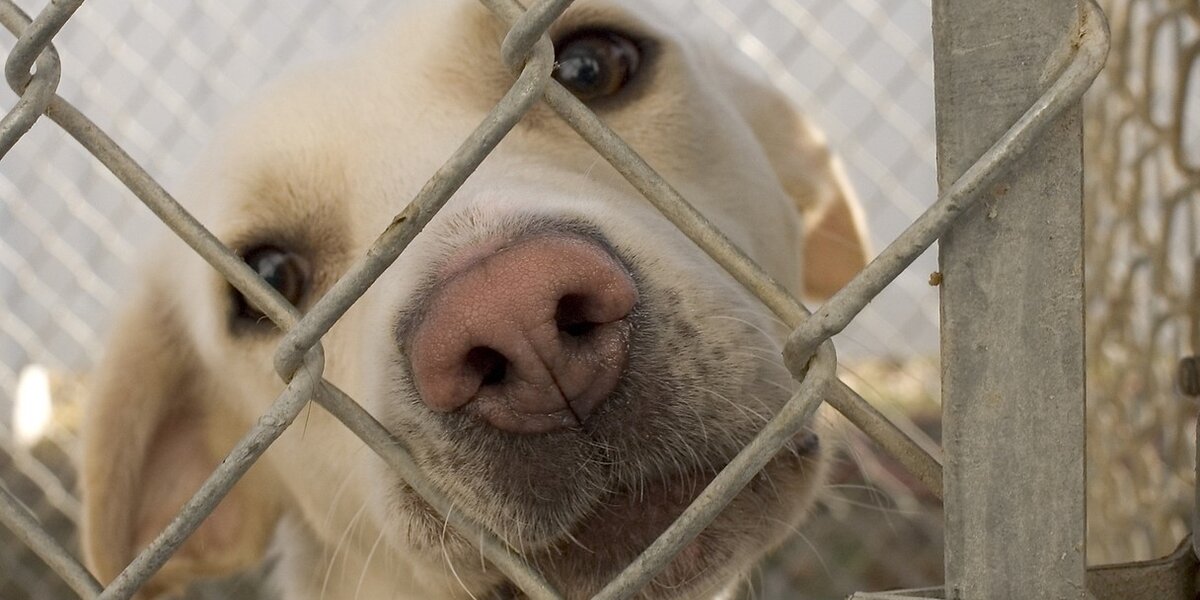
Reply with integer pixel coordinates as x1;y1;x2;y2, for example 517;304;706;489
409;235;638;434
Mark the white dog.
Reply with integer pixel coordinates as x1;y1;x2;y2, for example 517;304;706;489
80;1;870;598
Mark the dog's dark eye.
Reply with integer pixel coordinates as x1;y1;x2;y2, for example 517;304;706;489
553;30;640;101
232;246;308;326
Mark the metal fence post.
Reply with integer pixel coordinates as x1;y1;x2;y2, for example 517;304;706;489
935;1;1089;598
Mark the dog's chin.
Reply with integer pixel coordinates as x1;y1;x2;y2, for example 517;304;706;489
535;436;823;600
407;426;816;600
384;427;823;599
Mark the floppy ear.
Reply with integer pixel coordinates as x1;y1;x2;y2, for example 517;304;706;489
81;275;281;596
734;79;872;300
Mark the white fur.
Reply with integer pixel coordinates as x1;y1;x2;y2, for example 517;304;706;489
80;2;871;599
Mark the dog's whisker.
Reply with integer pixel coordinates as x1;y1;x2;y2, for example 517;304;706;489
700;313;784;341
321;500;370;600
693;384;770;427
354;527;388;600
320;450;366;549
708;305;790;329
439;502;481;600
823;491;922;516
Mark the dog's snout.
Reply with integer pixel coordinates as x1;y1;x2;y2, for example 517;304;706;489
409;235;637;434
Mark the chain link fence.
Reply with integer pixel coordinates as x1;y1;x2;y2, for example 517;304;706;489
0;0;1144;598
1084;0;1200;566
0;1;942;598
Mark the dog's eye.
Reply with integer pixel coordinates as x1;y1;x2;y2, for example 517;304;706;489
232;246;309;326
553;30;640;100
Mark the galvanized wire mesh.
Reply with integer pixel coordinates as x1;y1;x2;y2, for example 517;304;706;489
0;0;1109;598
0;1;941;598
1084;0;1200;566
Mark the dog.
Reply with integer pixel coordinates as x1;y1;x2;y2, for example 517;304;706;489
79;1;870;598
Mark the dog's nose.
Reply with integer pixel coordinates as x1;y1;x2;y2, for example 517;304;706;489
409;235;638;434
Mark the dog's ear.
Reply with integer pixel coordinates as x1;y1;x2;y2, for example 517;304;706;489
734;78;872;300
81;275;281;596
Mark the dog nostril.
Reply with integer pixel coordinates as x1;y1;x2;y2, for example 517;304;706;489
466;347;508;387
409;235;638;432
561;321;598;338
555;294;600;338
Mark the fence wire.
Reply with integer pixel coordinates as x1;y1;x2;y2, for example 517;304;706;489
0;0;942;598
1084;0;1200;565
0;0;1110;598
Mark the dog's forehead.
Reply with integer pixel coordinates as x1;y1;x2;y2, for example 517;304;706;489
182;0;753;258
216;0;679;153
188;1;691;226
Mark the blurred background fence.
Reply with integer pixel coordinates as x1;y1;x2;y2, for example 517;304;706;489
1083;0;1199;566
0;0;1192;598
